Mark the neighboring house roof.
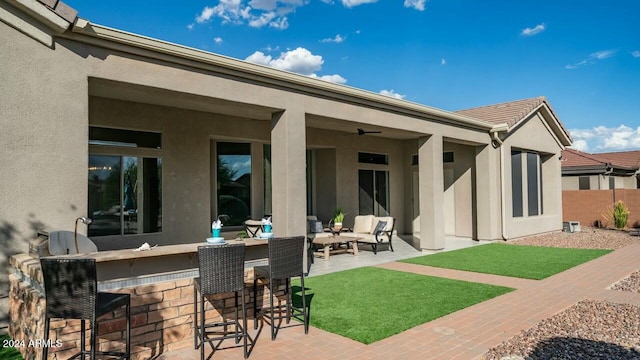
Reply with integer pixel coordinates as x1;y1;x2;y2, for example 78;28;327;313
594;151;640;169
455;97;573;147
561;148;638;175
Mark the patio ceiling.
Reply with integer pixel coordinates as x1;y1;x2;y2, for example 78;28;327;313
306;114;425;140
89;78;279;121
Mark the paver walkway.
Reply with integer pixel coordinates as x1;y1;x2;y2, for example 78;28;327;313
158;243;640;360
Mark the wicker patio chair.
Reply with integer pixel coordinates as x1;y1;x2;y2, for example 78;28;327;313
40;258;130;360
194;244;249;359
253;236;309;340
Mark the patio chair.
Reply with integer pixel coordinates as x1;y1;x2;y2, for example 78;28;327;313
253;236;309;340
341;215;395;254
40;258;130;360
194;244;249;359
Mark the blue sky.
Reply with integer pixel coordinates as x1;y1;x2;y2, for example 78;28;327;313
65;0;640;153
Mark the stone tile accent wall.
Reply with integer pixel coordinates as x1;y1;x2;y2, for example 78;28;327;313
9;258;285;360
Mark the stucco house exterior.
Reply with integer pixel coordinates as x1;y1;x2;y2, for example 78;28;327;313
1;0;572;277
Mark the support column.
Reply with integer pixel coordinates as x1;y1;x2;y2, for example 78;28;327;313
475;144;502;241
270;109;307;237
418;135;445;250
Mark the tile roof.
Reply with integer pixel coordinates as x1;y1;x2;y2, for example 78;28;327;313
593;151;640;169
561;148;640;171
454;97;547;127
561;148;607;167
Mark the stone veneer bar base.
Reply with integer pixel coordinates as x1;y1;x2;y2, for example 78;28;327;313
9;254;285;360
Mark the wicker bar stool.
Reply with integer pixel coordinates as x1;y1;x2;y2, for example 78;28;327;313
253;236;309;340
40;258;130;360
194;244;249;359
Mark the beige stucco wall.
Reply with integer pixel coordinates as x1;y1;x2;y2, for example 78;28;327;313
503;114;563;238
0;13;90;302
562;174;637;191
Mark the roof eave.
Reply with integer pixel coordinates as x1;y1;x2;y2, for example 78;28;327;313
65;20;494;132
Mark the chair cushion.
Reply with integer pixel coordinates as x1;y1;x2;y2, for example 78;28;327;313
353;215;374;234
307;220;324;233
371;217;394;233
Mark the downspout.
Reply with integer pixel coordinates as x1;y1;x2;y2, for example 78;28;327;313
490;124;509;240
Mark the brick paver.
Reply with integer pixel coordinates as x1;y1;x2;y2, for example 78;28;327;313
157;243;640;360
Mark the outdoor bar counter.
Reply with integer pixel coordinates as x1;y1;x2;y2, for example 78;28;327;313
9;238;286;360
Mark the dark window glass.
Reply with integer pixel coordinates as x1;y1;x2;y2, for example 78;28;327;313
609;177;615;190
88;155;162;237
359;169;390;216
443;151;454;163
527;152;539;216
89;127;161;149
264;145;272;216
511;151;523;217
358;152;388;165
579;177;590;190
217;142;251;226
411;154;418;166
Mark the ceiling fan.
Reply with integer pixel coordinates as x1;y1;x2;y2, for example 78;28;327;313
353;128;382;136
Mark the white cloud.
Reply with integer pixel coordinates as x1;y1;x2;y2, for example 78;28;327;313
569;125;640;152
320;34;345;43
570;140;589;152
441;58;446;65
379;89;406;99
194;0;303;29
245;47;347;83
187;23;194;30
566;49;617;69
355;29;361;34
521;23;545;36
196;5;218;23
404;0;426;11
632;50;640;58
214;37;223;44
309;74;347;84
341;0;377;8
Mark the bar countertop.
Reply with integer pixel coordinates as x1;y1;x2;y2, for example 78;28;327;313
60;238;269;263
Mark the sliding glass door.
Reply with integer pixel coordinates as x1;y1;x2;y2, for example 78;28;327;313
358;169;390;216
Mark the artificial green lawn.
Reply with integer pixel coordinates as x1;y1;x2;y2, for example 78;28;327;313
400;243;612;280
292;267;513;344
0;335;23;360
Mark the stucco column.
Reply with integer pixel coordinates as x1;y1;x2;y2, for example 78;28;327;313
418;135;445;250
270;109;307;237
475;144;502;240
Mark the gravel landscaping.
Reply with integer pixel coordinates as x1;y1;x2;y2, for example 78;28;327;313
483;300;640;360
483;228;640;360
508;226;640;250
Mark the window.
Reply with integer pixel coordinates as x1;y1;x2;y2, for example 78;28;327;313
579;177;590;190
527;152;539;216
609;176;615;190
511;150;543;217
511;151;523;217
217;142;251;226
358;152;388;165
359;169;390;216
88;128;162;237
443;151;455;163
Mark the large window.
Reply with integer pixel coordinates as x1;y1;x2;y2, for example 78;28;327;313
88;127;162;237
511;150;543;218
359;169;390;216
217;142;252;226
